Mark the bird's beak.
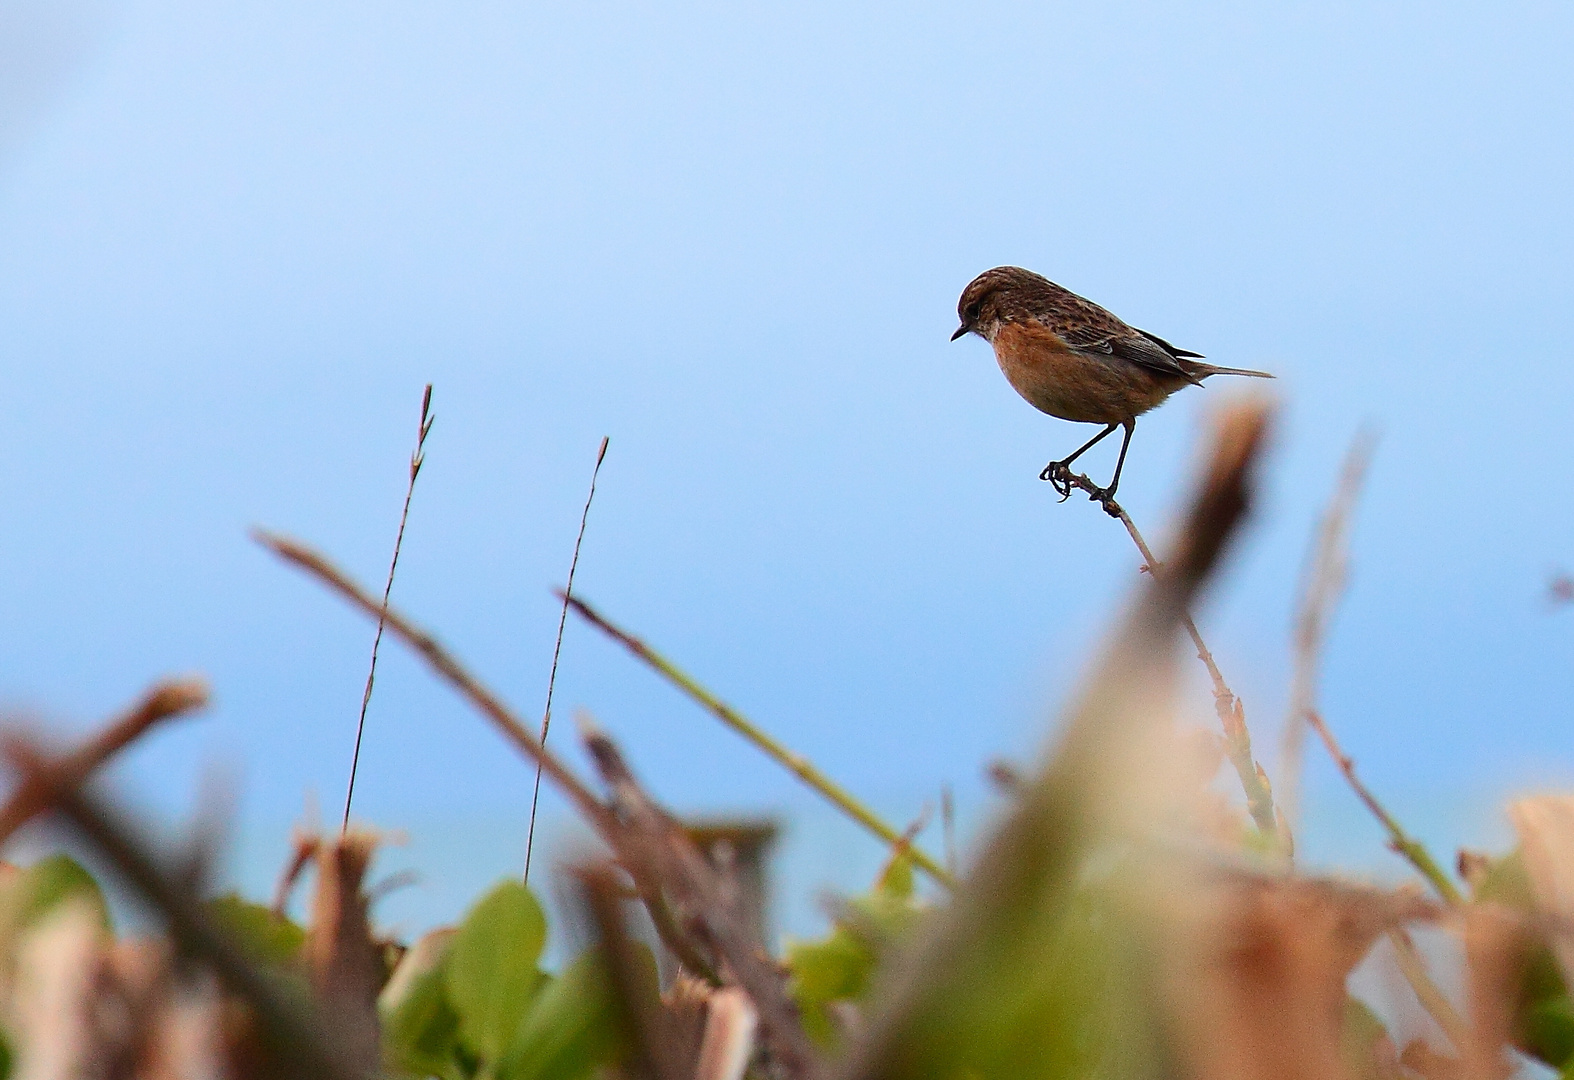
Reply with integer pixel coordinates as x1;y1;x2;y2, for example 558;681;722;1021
950;323;970;341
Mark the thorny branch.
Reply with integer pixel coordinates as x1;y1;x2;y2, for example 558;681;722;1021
1048;463;1281;843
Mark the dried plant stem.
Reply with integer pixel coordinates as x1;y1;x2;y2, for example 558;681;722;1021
524;436;610;884
1052;469;1279;841
260;529;822;1069
1274;435;1459;902
0;678;209;847
1279;433;1374;826
1306;709;1462;904
342;384;433;832
563;594;956;889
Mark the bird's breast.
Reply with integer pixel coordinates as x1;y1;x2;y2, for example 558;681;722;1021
990;322;1176;424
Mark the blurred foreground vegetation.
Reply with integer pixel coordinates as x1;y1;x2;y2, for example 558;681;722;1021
2;402;1573;1080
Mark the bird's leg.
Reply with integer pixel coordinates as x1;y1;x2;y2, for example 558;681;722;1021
1095;419;1137;501
1041;422;1119;498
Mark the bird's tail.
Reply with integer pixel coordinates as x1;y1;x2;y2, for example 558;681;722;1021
1194;363;1274;379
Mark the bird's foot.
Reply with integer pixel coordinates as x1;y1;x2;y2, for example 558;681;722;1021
1040;461;1076;501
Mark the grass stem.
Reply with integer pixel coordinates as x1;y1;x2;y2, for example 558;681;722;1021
562;594;956;889
342;385;433;833
524;436;609;883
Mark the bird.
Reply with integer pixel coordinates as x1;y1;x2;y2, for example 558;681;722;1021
952;266;1272;501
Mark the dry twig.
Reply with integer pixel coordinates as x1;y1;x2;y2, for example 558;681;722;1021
1305;708;1461;904
0;678;209;848
259;529;822;1076
257;529;622;840
836;402;1273;1080
1279;432;1374;827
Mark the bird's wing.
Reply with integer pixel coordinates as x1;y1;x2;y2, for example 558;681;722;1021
1135;327;1205;359
1032;291;1201;382
1110;333;1204;384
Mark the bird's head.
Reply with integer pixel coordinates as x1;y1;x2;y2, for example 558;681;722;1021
951;266;1044;342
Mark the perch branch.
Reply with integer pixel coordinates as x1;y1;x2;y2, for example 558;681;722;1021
1051;465;1279;842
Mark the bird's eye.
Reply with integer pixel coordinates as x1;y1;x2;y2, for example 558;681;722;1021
963;302;981;321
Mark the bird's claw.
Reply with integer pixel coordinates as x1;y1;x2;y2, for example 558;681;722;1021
1041;462;1075;500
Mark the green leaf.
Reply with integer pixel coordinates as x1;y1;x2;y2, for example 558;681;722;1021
786;928;877;1047
1340;997;1394;1080
13;855;110;934
876;849;915;901
1475;849;1535;908
207;893;305;967
1526;995;1574;1070
501;946;641;1080
382;930;464;1079
445;882;548;1066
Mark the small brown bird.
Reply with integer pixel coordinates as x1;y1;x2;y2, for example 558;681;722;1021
952;266;1272;499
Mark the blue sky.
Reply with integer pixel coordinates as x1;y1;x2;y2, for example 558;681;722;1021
2;0;1572;938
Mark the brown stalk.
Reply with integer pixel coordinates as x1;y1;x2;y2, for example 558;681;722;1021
0;677;209;848
578;716;823;1080
303;830;384;1078
941;786;957;878
525;434;610;884
577;862;689;1080
343;383;434;832
0;733;360;1080
1052;453;1279;842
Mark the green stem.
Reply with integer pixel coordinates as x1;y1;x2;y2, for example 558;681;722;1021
563;594;957;889
1306;708;1461;904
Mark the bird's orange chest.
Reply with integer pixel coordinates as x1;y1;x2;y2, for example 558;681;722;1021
989;322;1112;422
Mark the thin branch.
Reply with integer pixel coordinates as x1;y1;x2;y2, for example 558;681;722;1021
1306;708;1462;903
835;401;1273;1080
1050;466;1280;842
525;435;609;884
1266;434;1459;901
343;383;434;832
1279;431;1374;827
562;593;956;889
0;677;209;848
